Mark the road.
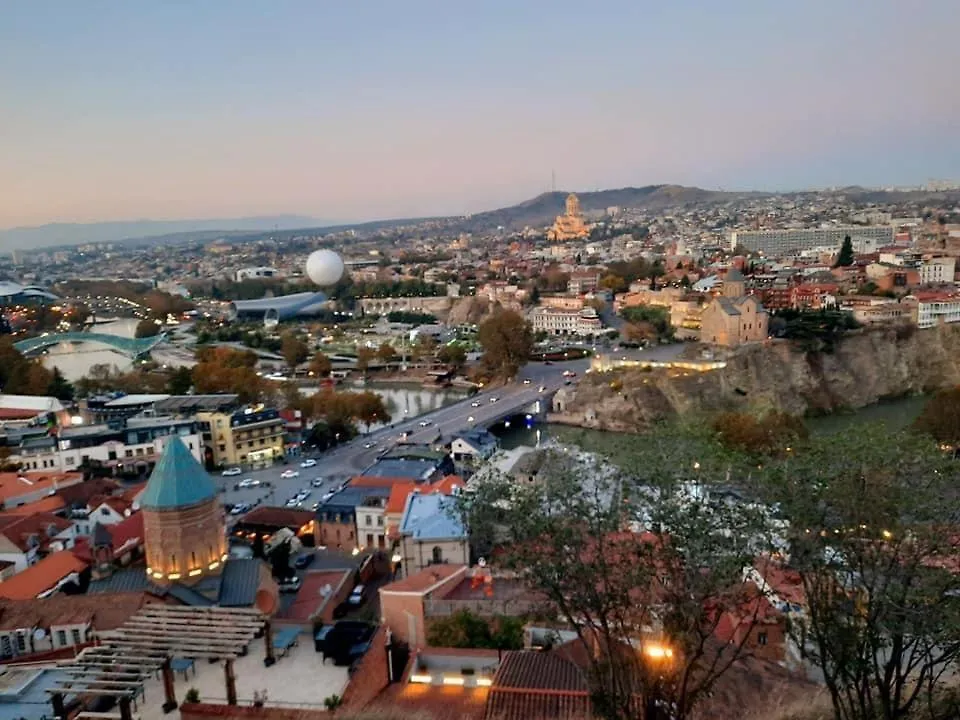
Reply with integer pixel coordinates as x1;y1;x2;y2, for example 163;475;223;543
217;345;684;512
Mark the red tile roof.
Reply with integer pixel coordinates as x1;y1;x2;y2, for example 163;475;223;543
0;472;83;505
0;511;73;552
0;551;88;600
385;482;418;515
380;564;466;594
0;591;145;632
16;494;66;514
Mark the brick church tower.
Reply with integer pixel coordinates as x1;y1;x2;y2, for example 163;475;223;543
141;438;227;584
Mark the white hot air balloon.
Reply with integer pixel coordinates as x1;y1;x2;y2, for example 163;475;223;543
305;249;345;287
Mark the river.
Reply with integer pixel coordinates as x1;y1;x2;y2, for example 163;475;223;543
39;319;140;381
496;394;932;450
300;383;466;431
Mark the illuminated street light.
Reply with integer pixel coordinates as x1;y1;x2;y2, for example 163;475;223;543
644;643;674;660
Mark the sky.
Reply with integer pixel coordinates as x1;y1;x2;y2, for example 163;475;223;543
1;0;959;229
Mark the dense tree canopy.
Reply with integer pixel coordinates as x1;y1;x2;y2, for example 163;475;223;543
478;308;533;379
280;331;309;370
913;387;960;447
192;347;265;403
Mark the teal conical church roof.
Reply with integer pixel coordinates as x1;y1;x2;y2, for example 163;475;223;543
140;437;217;510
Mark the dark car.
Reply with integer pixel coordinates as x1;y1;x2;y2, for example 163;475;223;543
294;553;314;569
314;621;376;666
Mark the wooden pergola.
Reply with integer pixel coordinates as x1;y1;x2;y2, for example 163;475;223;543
50;605;274;720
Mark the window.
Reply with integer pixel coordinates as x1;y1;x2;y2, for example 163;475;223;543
365;515;372;526
16;633;25;652
170;553;177;571
191;552;197;567
56;630;67;646
431;546;443;564
376;516;383;527
71;629;81;645
1;636;11;657
757;632;768;646
366;534;374;547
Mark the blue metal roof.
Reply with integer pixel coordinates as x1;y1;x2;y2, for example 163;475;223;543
399;493;466;541
139;437;217;510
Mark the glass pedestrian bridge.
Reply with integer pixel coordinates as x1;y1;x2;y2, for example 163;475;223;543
14;331;166;358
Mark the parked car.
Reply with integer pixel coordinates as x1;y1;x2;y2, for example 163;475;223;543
222;467;242;476
238;478;258;488
229;503;250;515
285;498;300;508
300;459;317;468
347;584;366;606
538;385;546;393
294;553;314;569
314;621;376;666
363;441;377;449
278;576;302;593
489;396;499;403
280;470;300;479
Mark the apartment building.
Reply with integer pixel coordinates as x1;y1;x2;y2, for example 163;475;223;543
730;226;894;257
914;292;960;329
529;305;603;336
920;257;956;285
197;407;286;468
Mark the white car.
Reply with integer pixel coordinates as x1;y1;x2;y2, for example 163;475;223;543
419;420;432;427
470;401;481;407
221;467;242;477
522;378;532;384
300;459;317;468
285;498;300;507
238;478;258;488
467;416;475;423
280;470;300;479
347;584;366;606
489;397;499;403
538;385;546;393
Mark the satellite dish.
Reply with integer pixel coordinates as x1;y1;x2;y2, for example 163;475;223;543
124;508;132;517
33;628;47;642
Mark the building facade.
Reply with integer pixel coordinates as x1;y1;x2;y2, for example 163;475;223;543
197;407;285;468
529;306;603;336
730;226;894;257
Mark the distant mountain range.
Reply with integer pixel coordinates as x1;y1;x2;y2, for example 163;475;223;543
0;215;327;252
3;184;956;253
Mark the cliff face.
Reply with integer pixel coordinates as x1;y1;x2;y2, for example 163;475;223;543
553;325;960;432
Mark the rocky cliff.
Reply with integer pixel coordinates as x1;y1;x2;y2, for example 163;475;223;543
552;324;960;432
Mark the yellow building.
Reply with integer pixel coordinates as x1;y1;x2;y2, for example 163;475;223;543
198;407;286;469
547;193;590;241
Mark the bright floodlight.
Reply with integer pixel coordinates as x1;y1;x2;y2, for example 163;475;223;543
305;249;345;287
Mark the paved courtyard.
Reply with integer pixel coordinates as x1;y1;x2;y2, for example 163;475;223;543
137;631;349;720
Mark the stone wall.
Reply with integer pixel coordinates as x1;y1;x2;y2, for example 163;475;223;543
144;500;226;579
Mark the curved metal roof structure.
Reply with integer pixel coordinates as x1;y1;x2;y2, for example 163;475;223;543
14;331;165;358
0;280;60;305
229;290;328;322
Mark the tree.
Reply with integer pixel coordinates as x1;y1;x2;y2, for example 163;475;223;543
280;331;309;371
376;342;397;364
437;343;467;370
913;386;960;447
478;309;533;379
426;609;524;650
763;426;960;720
192;347;265;403
711;410;807;459
462;425;779;720
356;347;377;373
349;391;391;432
166;366;193;395
46;367;74;402
600;274;628;294
834;235;855;267
0;337;53;396
134;318;160;339
309;351;332;377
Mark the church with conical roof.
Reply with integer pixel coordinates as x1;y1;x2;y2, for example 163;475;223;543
141;438;227;584
86;438;277;610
